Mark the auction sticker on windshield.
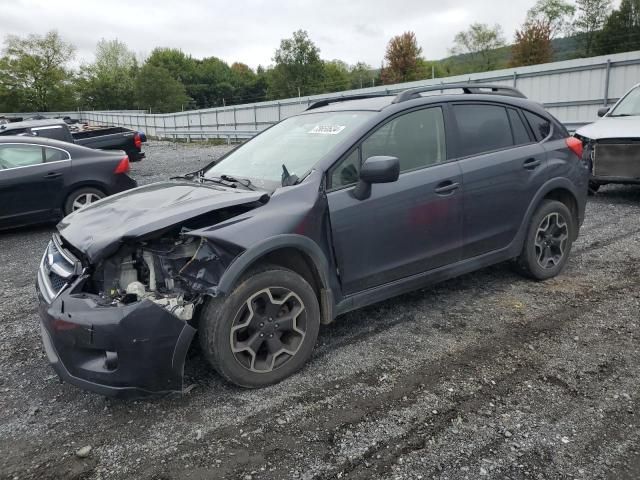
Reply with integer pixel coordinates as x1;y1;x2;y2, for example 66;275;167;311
308;125;346;135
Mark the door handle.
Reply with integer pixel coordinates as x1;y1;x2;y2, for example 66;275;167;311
523;158;542;170
434;181;460;195
44;172;62;179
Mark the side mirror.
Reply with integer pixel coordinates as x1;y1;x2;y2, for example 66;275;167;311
597;107;610;118
353;156;400;200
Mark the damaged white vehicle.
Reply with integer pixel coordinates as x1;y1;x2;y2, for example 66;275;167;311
576;83;640;192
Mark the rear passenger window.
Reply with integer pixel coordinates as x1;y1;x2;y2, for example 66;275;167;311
453;105;512;157
523;111;551;141
508;109;532;145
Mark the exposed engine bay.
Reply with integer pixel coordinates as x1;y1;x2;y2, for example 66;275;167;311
95;237;201;320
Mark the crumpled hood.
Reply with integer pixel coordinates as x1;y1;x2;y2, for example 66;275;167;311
577;115;640;140
58;181;267;263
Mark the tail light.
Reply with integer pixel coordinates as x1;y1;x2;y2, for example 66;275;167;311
134;132;142;149
114;156;130;174
566;137;583;159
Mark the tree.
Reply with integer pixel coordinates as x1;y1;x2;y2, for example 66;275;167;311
268;30;324;98
451;23;506;71
77;39;137;109
510;20;554;66
526;0;576;38
323;60;351;92
381;32;424;84
348;62;377;89
1;31;75;111
595;0;640;54
134;64;190;113
575;0;612;55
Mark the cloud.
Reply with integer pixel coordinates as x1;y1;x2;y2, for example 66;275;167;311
0;0;535;68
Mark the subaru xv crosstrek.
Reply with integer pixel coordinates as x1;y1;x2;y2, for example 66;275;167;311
36;84;589;397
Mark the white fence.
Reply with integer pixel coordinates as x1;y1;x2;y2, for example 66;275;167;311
5;51;640;139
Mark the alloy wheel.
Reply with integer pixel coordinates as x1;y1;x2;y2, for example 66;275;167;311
534;212;569;269
72;192;102;211
230;287;307;373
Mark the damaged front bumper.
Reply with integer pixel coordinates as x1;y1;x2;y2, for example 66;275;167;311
590;141;640;184
36;238;196;398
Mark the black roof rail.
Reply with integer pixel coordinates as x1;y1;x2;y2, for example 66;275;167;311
392;83;527;104
306;94;393;111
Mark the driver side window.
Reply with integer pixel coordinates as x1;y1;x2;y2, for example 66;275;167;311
329;107;446;189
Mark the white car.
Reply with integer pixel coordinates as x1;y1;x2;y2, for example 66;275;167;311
576;83;640;192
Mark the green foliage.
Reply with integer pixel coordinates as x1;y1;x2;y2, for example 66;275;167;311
0;31;75;111
451;24;507;71
268;30;325;98
575;0;612;55
595;0;640;54
526;0;576;38
348;62;377;89
134;64;190;113
323;60;351;92
77;39;137;109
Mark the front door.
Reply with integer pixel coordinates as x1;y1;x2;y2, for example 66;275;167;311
327;106;464;295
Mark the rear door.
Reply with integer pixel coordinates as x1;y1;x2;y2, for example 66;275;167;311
0;143;70;228
327;106;464;295
451;103;548;258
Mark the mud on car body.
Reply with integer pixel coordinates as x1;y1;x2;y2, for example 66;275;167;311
37;84;589;397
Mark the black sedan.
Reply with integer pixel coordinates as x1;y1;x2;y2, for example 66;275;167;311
0;136;137;230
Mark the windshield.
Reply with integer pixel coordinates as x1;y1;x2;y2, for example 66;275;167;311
204;111;374;188
610;86;640;117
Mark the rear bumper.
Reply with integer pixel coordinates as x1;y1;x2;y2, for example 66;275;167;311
110;174;137;194
129;151;145;162
37;267;196;398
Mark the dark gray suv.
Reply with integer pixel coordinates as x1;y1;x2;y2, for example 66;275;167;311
36;84;589;397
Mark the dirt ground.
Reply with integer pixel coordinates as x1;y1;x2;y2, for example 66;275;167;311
1;141;639;480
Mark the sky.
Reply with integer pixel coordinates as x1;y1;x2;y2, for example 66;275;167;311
1;0;579;69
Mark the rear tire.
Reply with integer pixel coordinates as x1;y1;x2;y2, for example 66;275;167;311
63;187;105;215
588;181;601;195
199;267;320;388
516;200;574;281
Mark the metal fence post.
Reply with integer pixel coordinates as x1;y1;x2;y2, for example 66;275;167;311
277;102;281;121
513;71;518;88
199;110;203;141
254;104;257;130
604;59;612;106
233;106;237;131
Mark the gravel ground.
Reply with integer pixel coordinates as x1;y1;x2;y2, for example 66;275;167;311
1;140;639;480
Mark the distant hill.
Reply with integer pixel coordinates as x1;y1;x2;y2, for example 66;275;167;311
436;34;586;75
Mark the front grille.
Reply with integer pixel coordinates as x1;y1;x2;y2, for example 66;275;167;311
593;143;640;178
38;235;81;303
49;271;68;292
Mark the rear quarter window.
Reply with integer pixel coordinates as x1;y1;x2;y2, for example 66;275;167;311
523;111;551;142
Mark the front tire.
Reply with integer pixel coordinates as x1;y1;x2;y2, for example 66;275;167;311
516;200;574;281
199;267;320;388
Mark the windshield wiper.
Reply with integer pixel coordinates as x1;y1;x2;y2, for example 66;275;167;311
170;171;201;181
609;113;635;117
219;174;257;190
